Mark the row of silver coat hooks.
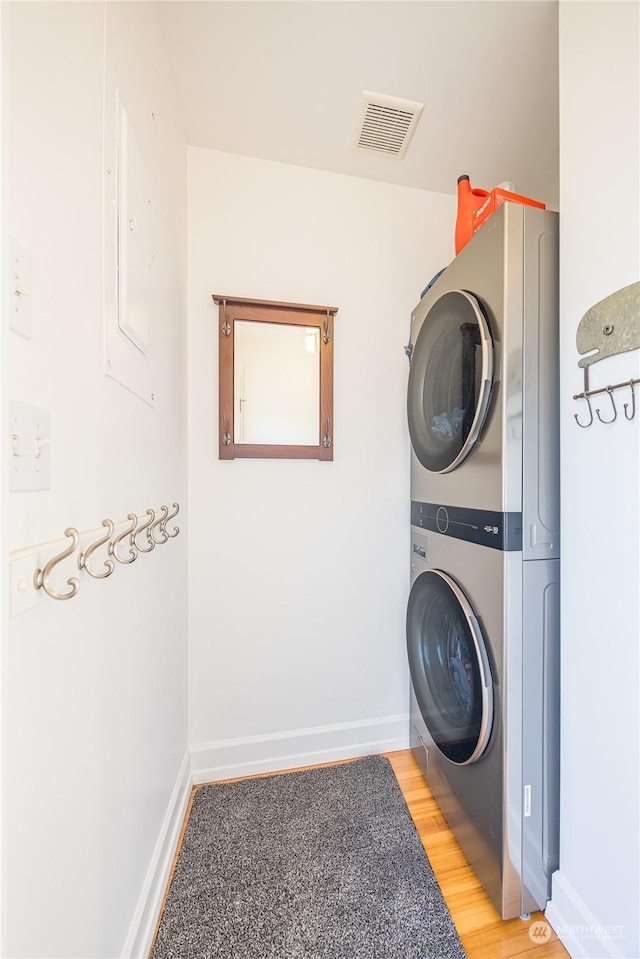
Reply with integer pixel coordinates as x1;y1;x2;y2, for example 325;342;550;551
34;503;180;601
573;377;640;427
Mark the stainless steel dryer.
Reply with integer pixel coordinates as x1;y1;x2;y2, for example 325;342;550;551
408;202;559;521
407;524;560;920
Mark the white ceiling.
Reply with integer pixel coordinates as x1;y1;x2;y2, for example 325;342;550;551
156;1;559;207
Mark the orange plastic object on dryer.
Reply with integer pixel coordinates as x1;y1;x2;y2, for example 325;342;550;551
455;174;546;255
455;175;489;254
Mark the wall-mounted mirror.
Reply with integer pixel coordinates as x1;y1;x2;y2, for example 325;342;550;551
214;295;337;460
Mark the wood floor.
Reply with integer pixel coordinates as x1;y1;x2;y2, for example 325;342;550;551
155;749;570;959
385;749;569;959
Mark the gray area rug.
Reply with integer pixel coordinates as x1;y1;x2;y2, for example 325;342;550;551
152;754;467;959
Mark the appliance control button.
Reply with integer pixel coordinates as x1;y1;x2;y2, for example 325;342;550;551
436;506;449;533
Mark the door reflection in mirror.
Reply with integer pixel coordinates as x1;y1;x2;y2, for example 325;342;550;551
214;294;336;461
233;321;320;445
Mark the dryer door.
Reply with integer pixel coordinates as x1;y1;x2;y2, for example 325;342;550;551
407;569;493;765
408;290;493;473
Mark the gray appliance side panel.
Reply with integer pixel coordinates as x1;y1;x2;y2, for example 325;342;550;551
521;557;561;912
522;208;560;560
501;549;525;918
499;204;526;514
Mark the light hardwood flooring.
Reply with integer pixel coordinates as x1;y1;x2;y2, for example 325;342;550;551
385;749;569;959
153;749;570;959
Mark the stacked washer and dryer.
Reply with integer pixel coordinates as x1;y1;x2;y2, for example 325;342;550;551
406;202;560;920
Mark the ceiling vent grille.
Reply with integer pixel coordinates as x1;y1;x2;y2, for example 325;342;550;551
353;91;424;159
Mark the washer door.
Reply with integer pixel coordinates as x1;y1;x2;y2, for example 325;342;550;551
407;569;493;765
408;290;493;473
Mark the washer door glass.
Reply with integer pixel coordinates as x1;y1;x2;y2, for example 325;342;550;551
407;569;493;765
408;289;493;473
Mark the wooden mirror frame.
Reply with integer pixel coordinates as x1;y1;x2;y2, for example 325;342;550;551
214;295;337;460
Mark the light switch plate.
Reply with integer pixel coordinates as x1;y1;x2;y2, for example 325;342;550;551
10;399;51;490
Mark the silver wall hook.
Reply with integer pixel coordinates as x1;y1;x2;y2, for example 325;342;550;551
322;417;332;448
595;386;618;424
162;502;180;539
624;380;637;421
222;414;231;446
134;509;156;553
323;310;331;345
78;519;115;579
150;505;169;545
574;392;594;428
34;528;81;601
109;514;139;564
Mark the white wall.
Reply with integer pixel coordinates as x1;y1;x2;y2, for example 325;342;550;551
187;148;455;779
547;4;640;958
7;5;637;957
3;3;188;957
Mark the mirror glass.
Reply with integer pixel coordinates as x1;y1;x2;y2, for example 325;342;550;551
233;321;320;445
215;294;336;460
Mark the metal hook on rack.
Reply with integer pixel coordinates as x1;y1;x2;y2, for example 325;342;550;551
109;514;139;565
574;392;594;429
162;502;180;539
150;505;169;545
595;386;618;424
134;509;156;553
78;519;115;579
624;380;637;421
222;414;231;446
323;310;331;345
34;528;81;601
322;417;332;448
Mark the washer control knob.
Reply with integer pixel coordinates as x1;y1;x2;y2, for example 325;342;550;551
436;506;449;533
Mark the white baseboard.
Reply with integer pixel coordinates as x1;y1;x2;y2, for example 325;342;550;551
120;716;410;957
190;713;410;785
122;747;193;959
546;870;629;959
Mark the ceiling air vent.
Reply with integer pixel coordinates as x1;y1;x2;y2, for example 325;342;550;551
353;91;424;159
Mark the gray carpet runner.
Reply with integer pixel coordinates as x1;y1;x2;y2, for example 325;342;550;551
151;754;467;958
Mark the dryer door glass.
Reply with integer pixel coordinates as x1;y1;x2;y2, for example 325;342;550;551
408;290;493;473
407;569;493;764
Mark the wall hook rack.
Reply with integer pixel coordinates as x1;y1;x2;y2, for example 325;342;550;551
27;502;181;603
573;281;640;427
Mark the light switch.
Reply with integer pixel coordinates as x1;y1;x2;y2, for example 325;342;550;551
10;399;51;491
10;238;33;340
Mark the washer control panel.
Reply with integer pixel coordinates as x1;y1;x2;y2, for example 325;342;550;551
411;501;522;551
